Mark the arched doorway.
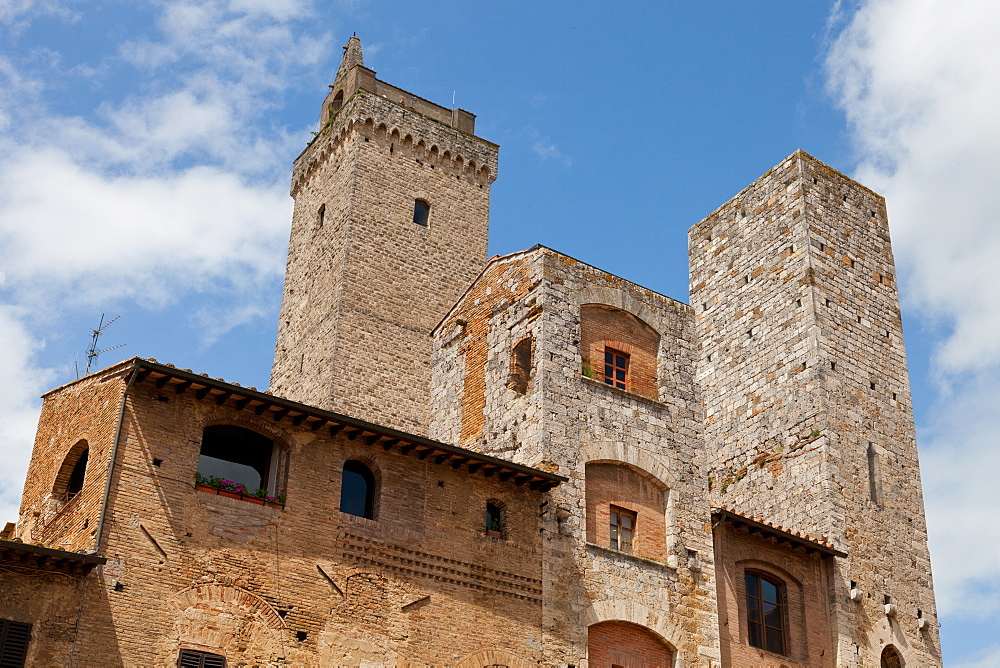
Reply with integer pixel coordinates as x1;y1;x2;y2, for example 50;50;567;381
881;644;904;668
588;620;673;667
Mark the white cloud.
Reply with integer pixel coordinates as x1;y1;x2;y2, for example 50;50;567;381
825;0;1000;634
0;0;332;523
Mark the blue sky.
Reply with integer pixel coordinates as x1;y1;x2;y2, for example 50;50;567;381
1;1;998;664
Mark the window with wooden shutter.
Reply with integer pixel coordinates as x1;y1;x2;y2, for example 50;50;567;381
0;619;32;668
177;648;226;668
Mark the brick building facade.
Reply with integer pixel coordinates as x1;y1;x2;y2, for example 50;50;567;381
0;37;941;667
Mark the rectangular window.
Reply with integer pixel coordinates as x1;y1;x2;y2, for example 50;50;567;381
604;348;628;390
0;619;32;668
178;649;226;668
609;506;635;553
745;572;786;655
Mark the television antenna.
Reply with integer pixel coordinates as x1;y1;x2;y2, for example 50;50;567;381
82;314;126;376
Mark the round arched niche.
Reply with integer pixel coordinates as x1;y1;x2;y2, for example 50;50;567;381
587;620;675;666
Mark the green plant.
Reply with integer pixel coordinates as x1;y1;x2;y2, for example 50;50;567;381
488;518;506;532
581;362;595;379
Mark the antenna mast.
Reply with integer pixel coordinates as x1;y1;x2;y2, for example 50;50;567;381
84;314;125;375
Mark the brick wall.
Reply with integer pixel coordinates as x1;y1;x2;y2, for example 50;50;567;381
580;303;660;400
585;462;667;563
587;620;674;667
712;522;835;667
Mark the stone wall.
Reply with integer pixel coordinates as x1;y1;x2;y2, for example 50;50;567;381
690;150;941;666
271;86;497;436
431;247;720;665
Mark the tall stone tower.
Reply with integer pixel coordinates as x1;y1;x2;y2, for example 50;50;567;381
271;37;498;435
690;150;941;666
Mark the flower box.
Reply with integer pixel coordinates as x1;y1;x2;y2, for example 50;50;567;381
486;529;503;539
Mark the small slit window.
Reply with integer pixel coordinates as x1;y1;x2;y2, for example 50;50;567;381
178;649;226;668
509;336;533;394
340;460;375;519
413;199;430;226
0;618;32;668
745;571;786;655
316;203;325;227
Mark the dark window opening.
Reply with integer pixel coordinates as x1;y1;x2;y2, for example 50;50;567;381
486;502;504;537
604;348;629;390
0;618;32;668
316;203;325;227
745;571;786;655
178;649;226;668
413;199;430;226
67;448;89;498
881;645;904;668
340;461;375;519
329;90;344;114
609;505;635;553
198;426;274;493
509;337;533;394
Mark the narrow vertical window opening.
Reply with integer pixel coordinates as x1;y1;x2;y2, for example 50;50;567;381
509;336;533;394
608;505;635;553
413;199;430;226
868;442;880;505
485;501;505;538
340;460;376;519
745;572;786;655
316;203;325;228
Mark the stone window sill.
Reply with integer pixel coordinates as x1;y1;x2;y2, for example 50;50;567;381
585;541;675;571
579;375;665;409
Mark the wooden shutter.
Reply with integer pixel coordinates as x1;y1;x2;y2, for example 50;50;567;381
0;619;32;668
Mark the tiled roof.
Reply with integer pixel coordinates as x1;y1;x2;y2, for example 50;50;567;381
711;505;847;558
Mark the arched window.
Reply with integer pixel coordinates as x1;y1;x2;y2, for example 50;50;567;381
53;439;90;502
413;199;430;226
198;426;274;493
881;645;904;668
579;304;659;399
67;448;89;498
745;571;786;655
585;462;667;561
340;461;375;519
316;203;326;228
330;90;344;114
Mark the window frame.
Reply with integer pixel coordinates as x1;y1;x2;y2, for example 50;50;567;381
608;505;636;553
340;460;376;520
412;199;430;226
603;348;629;390
0;618;32;668
177;648;226;668
744;570;787;655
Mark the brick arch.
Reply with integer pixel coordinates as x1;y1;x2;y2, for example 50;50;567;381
169;583;285;630
338;452;382;520
588;620;675;667
454;648;536;668
52;439;90;498
584;600;678;657
734;558;803;589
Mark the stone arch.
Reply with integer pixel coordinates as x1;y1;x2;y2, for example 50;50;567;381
579;302;661;399
575;285;668;335
478;165;490;183
455;648;536;668
881;644;904;668
584;599;679;655
580;442;677;490
584;459;669;561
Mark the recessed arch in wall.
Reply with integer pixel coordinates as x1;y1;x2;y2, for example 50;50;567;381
52;439;90;501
